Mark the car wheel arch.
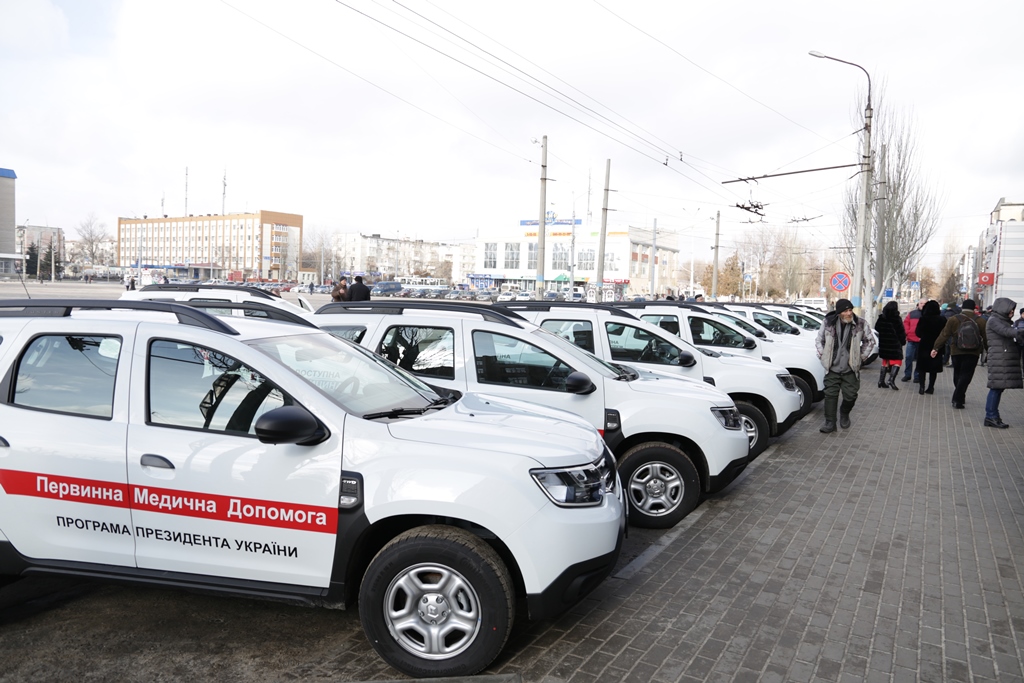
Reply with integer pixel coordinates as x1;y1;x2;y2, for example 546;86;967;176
612;432;708;493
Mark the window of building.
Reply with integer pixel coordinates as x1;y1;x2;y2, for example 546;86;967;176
504;243;520;269
527;243;538;269
552;243;570;270
484;243;497;269
578;249;595;270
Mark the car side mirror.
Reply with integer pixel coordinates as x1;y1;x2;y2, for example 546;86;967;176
743;337;758;350
788;328;800;335
564;371;597;395
255;406;326;445
753;329;767;338
678;350;697;367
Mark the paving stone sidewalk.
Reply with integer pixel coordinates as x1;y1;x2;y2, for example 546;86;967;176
493;369;1024;683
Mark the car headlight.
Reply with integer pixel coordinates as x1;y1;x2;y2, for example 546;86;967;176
777;373;798;392
531;451;615;507
711;406;742;430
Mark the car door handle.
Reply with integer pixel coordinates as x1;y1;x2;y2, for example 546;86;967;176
140;454;175;469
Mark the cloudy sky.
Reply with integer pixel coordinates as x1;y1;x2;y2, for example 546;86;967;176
2;0;1021;270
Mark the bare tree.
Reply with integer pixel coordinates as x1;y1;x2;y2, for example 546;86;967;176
302;227;333;283
76;213;110;267
841;89;942;310
937;235;963;303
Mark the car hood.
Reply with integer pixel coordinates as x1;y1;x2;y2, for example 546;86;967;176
388;392;605;467
619;372;733;406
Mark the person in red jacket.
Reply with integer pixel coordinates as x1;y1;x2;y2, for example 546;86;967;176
901;298;926;382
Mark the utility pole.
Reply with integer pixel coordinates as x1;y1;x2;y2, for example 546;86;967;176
535;135;548;300
711;210;720;299
222;168;227;216
872;144;887;311
596;159;611;301
184;167;189;217
649;218;657;297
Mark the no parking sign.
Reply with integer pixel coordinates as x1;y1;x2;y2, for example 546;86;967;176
830;272;851;292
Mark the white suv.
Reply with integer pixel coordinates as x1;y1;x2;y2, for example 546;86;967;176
122;283;316;314
613;302;826;410
495;303;803;458
308;301;751;529
0;299;624;678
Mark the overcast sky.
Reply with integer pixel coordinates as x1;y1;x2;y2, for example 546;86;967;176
2;0;1021;270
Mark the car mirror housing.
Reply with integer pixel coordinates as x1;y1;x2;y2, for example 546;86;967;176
564;371;597;395
743;337;758;350
678;350;697;367
255;405;326;445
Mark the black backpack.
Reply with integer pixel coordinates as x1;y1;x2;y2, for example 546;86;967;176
955;314;981;351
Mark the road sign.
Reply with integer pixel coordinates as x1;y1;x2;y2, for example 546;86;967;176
884;288;894;298
978;272;995;286
743;273;753;282
830;272;851;292
910;281;919;289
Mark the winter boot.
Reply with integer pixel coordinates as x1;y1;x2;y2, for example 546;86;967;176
887;366;900;390
878;366;887;388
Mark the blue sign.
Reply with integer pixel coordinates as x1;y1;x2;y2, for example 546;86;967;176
743;273;753;282
910;281;920;288
884;288;894;298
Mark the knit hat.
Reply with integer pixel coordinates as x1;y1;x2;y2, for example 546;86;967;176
835;298;854;313
961;299;976;310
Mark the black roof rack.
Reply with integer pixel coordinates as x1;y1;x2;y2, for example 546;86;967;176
609;301;715;313
493;301;637;319
0;299;239;335
138;283;279;300
176;301;317;328
313;301;528;327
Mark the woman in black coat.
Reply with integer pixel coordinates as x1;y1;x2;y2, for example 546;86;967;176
914;300;946;394
984;297;1022;427
874;300;907;389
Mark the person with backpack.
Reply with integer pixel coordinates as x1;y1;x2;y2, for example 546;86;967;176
930;299;987;409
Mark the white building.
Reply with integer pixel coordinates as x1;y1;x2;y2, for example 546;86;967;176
330;233;474;284
974;198;1024;307
468;215;681;297
0;168;17;275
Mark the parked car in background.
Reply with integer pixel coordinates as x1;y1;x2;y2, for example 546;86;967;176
515;291;533;302
370;281;403;297
496;291;516;303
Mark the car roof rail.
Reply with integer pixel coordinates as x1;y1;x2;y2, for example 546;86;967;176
175;300;318;328
313;301;528;327
609;301;715;313
0;299;239;335
494;301;637;319
138;283;278;300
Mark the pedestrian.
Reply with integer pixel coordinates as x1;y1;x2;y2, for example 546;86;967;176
874;300;906;390
902;298;926;382
982;297;1023;428
940;302;959;366
127;276;136;291
308;281;315;295
930;299;986;409
694;293;705;302
330;277;349;302
914;300;946;395
348;275;371;301
814;298;878;433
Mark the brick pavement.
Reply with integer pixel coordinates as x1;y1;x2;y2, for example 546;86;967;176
492;367;1024;683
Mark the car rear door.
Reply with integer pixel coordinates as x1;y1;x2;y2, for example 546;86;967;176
0;319;136;567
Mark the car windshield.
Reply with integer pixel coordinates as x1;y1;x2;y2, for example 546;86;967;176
249;332;439;416
530;327;621;379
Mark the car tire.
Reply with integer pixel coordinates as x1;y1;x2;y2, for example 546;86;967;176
735;401;769;458
792;376;814;417
618;442;701;529
359;525;514;678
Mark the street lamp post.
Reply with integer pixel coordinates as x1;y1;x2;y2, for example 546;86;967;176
810;51;873;319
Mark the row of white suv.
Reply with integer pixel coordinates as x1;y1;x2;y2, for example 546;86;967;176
0;298;625;678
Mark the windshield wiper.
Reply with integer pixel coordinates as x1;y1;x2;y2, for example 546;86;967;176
610;363;638;381
363;395;455;420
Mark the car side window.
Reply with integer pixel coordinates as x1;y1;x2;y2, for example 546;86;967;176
377;326;454;379
320;325;367;344
539;319;596;352
753;312;793;334
604;323;681;365
689;317;744;347
148;340;288;435
639;314;680;336
473;330;572;391
12;335;122;418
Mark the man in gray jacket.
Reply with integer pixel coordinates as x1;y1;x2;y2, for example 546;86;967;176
982;297;1022;428
814;298;878;433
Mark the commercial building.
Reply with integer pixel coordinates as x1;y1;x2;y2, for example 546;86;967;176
117;211;304;283
0;168;17;275
974;198;1024;307
330;232;475;284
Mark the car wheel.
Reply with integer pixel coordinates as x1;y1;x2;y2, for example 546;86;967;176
792;376;813;417
735;401;770;458
359;525;514;678
618;442;701;529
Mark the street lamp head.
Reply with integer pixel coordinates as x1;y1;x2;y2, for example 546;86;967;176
808;50;825;58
